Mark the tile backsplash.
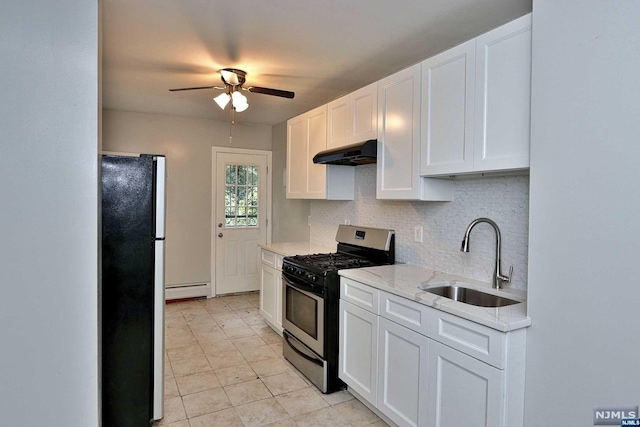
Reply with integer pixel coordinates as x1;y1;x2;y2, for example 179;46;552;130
310;165;530;290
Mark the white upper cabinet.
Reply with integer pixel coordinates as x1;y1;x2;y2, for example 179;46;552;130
350;83;378;143
421;13;532;177
287;105;354;200
327;97;349;149
474;14;532;172
421;40;476;176
327;83;377;150
286;113;309;198
377;65;454;201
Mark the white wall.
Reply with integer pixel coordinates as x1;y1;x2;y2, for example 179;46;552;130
525;1;640;425
311;166;530;290
0;2;99;426
102;109;272;287
271;122;311;243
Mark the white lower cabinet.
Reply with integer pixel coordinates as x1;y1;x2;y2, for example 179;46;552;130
377;317;429;427
427;340;504;427
259;249;284;333
339;278;526;427
338;299;379;405
260;264;278;326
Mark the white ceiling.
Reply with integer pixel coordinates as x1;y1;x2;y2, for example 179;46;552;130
102;0;532;126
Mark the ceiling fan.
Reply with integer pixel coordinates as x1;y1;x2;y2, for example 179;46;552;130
169;68;294;112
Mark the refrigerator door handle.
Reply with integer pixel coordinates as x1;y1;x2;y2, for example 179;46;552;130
152;240;165;421
154;156;166;239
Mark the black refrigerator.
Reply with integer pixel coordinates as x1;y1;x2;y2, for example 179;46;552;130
101;154;165;426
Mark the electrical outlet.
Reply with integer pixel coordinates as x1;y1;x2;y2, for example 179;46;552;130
344;219;351;225
414;226;423;243
308;215;311;226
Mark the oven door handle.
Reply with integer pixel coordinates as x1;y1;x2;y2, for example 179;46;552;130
284;332;323;367
282;273;324;296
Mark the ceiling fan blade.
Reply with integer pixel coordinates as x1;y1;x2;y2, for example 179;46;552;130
169;86;219;92
247;86;295;99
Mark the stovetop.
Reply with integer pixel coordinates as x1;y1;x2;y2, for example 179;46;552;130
287;252;378;271
282;225;395;289
282;251;386;291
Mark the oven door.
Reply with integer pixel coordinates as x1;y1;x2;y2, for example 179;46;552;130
282;274;325;357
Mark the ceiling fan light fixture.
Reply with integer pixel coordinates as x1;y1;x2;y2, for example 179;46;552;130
231;91;249;112
214;93;230;109
231;91;247;104
234;101;249;112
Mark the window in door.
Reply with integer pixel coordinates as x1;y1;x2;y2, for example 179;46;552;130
225;164;259;227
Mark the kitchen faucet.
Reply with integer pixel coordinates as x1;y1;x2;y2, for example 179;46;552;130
461;218;513;289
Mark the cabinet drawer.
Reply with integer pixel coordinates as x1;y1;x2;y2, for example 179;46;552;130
260;250;284;271
260;249;276;268
430;310;506;369
341;278;380;314
379;291;431;336
275;254;284;271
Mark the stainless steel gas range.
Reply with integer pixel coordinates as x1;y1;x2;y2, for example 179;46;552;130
281;225;395;393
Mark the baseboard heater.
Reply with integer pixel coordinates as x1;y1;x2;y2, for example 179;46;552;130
165;282;210;300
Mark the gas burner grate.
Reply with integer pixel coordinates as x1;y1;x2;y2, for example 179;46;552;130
289;253;376;271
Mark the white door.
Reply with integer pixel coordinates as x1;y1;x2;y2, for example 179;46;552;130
421;39;476;176
338;299;379;405
259;263;277;325
376;64;422;200
377;317;429;427
427;340;505;427
214;151;269;295
473;13;531;173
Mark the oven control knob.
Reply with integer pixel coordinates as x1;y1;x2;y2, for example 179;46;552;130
306;274;318;282
296;269;305;277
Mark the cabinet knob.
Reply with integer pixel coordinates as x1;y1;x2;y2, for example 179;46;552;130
218;233;223;238
218;223;223;228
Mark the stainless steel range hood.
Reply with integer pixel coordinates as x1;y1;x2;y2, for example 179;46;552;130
313;140;377;166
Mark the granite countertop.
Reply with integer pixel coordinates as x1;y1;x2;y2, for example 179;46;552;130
258;241;337;257
339;264;531;332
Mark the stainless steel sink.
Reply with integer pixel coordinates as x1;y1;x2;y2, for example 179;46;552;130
420;285;520;308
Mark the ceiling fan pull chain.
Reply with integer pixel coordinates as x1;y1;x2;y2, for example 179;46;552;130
229;107;235;143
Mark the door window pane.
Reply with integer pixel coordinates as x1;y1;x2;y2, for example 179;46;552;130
226;165;236;184
224;163;259;228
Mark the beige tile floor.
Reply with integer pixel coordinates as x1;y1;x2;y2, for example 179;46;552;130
156;293;389;427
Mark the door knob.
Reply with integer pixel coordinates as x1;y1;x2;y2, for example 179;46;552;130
218;233;223;238
218;223;223;228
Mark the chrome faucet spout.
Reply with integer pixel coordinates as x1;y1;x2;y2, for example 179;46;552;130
460;218;513;289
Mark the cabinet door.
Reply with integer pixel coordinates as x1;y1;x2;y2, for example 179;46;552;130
306;105;328;198
275;273;283;331
259;264;277;327
377;65;422;200
427;340;505;427
286;115;308;198
327;95;349;149
421;40;476;176
474;13;531;173
286;105;328;199
378;318;429;427
339;299;378;405
349;83;377;143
